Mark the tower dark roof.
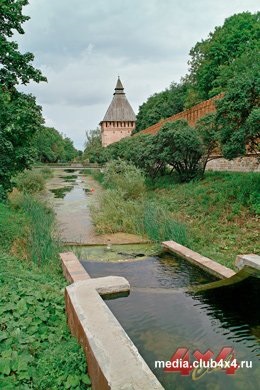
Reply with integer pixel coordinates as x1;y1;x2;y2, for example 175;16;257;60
101;77;136;122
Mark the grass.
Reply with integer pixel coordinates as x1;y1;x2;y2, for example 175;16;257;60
84;169;104;185
0;197;91;389
90;163;189;245
90;168;259;269
147;171;260;268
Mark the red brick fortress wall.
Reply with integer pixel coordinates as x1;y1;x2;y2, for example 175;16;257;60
137;94;223;136
136;94;259;172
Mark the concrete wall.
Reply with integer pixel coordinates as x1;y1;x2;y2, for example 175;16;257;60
60;252;163;390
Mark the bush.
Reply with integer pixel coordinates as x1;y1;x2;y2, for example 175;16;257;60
14;170;45;193
103;160;146;199
156;120;203;182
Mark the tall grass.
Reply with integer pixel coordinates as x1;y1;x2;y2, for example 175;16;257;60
13;170;45;193
92;189;143;233
84;169;104;185
141;202;188;244
19;195;60;267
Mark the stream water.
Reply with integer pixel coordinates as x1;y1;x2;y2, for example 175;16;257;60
82;254;260;390
44;169;259;390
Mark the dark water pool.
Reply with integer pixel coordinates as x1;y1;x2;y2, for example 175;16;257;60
81;254;260;390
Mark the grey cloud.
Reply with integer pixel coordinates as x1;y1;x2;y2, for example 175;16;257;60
15;0;260;149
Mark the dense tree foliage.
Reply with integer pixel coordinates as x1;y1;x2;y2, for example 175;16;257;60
155;121;203;182
186;11;259;104
0;1;47;199
83;128;106;163
100;120;204;182
32;127;78;163
216;49;260;159
0;0;47;88
134;82;188;133
0;89;44;198
132;11;259;161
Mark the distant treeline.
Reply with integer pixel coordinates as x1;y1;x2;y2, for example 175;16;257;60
33;126;78;164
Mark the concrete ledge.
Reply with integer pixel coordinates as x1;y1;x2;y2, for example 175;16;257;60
60;251;91;282
162;241;235;279
66;280;163;390
61;252;163;389
235;254;260;271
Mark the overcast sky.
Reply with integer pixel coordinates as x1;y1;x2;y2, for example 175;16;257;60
17;0;259;150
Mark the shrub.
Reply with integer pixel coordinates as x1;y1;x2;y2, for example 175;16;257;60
14;170;45;193
156;120;203;182
103;160;146;199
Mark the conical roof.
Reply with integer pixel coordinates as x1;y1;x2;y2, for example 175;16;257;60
102;78;136;122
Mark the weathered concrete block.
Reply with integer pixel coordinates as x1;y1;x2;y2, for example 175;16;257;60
66;279;163;390
61;251;163;389
162;240;235;279
235;254;260;271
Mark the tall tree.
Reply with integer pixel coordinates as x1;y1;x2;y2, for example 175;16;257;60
0;0;47;199
32;127;77;163
186;12;259;104
0;90;44;197
134;82;188;133
216;48;260;159
0;0;47;88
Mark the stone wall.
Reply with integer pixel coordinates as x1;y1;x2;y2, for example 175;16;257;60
206;155;260;172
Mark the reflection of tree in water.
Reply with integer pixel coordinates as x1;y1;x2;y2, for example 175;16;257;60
50;186;73;199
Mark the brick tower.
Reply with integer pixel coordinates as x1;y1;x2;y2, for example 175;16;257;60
100;77;136;147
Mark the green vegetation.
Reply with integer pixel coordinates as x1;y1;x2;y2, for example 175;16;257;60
91;161;189;245
0;175;90;388
0;0;46;88
0;0;46;199
147;171;260;268
0;3;78;200
186;12;260;102
0;251;91;389
32;127;78;164
91;166;259;269
13;171;45;194
83;128;104;164
92;120;206;182
131;11;259;162
134;82;188;133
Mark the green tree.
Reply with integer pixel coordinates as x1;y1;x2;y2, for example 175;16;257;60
0;89;44;197
0;0;47;88
32;127;77;163
156;120;203;182
216;49;260;159
0;0;47;199
83;128;104;163
186;12;259;102
195;113;219;172
134;82;188;133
